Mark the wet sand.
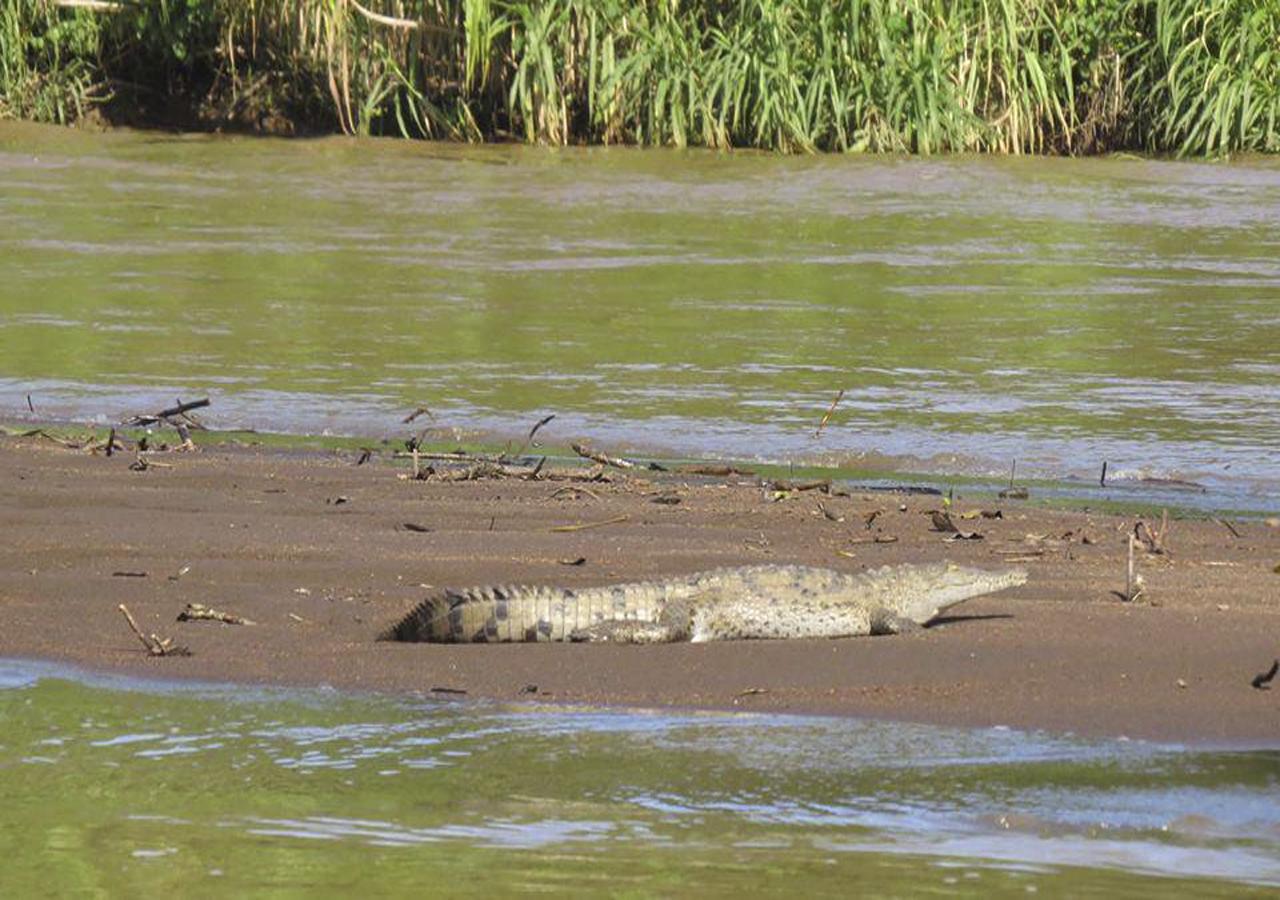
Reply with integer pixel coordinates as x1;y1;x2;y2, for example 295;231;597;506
2;434;1277;744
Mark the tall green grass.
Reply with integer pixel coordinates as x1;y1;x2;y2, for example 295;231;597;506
2;0;1276;155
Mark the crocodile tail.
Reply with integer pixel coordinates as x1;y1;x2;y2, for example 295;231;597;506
378;591;461;642
379;584;579;642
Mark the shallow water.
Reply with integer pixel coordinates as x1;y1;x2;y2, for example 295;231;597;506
1;659;1277;895
1;123;1278;510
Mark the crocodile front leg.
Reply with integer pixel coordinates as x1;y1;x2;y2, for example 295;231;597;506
868;607;924;635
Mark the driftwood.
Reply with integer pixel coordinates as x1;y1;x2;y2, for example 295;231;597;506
118;604;191;656
123;397;210;427
177;603;255;625
1134;510;1170;554
572;442;636;469
769;478;835;495
676;464;755;477
550;514;630;533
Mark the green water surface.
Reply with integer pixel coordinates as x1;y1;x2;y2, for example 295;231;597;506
1;123;1278;505
1;661;1277;896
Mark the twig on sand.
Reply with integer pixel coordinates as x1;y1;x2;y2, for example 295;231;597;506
1214;517;1242;538
129;451;173;471
551;514;630;533
31;429;85;449
550;485;601;501
177;603;255;625
118;604;191;656
1134;509;1170;554
769;478;833;494
1252;660;1279;690
676;463;755;477
393;450;480;462
173;419;197;451
572;442;636;470
1121;534;1146;603
816;500;844;522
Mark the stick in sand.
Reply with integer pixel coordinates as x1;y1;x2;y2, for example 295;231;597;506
177;603;255;625
572;443;636;470
118;604;191;656
1122;535;1145;602
814;389;845;439
551;514;630;533
513;413;557;457
1127;534;1134;600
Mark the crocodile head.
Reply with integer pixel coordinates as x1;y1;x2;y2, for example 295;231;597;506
890;562;1028;625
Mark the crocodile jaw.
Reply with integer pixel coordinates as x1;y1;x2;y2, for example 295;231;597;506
895;563;1028;624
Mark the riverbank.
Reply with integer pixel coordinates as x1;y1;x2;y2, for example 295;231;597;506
4;1;1277;154
2;431;1277;744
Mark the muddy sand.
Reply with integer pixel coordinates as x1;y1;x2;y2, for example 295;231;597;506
2;434;1277;744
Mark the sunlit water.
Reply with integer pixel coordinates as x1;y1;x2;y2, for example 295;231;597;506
0;659;1277;894
1;123;1278;510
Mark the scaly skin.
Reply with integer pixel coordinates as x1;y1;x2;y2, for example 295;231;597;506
379;562;1027;644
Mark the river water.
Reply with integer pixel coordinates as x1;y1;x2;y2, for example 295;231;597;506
1;660;1277;895
3;126;1280;891
1;123;1278;509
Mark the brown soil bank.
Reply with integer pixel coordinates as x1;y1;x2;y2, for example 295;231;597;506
2;434;1277;744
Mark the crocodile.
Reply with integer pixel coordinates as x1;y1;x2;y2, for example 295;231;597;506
379;562;1027;644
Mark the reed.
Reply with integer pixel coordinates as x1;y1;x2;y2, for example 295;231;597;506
2;0;1276;155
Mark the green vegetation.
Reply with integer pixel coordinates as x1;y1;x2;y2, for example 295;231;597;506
3;1;1277;154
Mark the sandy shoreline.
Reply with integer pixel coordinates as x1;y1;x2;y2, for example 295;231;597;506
2;433;1278;744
